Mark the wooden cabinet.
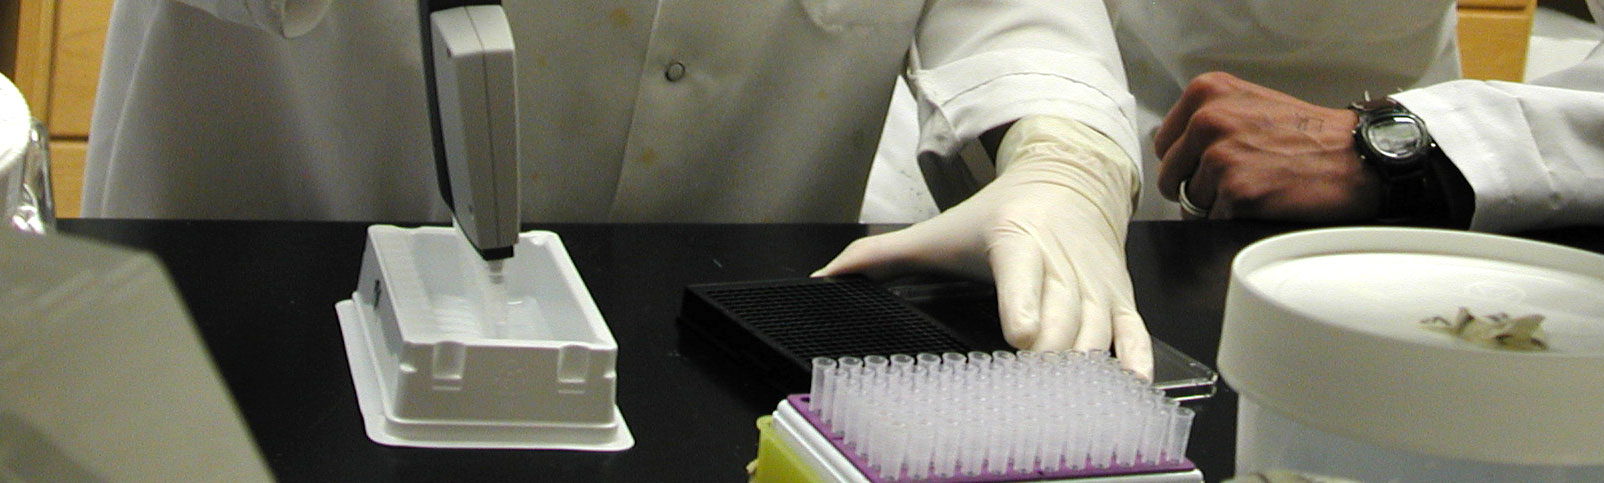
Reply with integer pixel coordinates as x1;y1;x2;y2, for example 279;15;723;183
1459;0;1539;81
3;0;112;219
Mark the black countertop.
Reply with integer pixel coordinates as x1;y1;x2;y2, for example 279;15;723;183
56;219;1604;481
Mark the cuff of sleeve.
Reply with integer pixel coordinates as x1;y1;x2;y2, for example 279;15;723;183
1392;81;1542;233
909;48;1139;172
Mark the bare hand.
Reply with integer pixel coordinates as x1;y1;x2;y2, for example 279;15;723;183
1154;72;1381;221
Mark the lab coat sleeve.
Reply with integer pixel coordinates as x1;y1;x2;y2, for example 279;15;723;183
907;0;1140;167
1391;37;1604;232
173;0;330;38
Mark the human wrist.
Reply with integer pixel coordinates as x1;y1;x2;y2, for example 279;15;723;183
998;116;1138;203
1349;98;1470;228
993;115;1138;239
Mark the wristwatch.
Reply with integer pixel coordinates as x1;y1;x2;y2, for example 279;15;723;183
1349;97;1445;224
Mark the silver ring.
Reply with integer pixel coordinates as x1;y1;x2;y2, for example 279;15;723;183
1178;179;1209;218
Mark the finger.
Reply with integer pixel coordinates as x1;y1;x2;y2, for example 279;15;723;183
989;234;1045;349
1210;194;1238;220
1154;113;1223;203
1110;305;1154;381
1177;179;1210;221
1028;274;1078;352
1203;164;1240;221
811;231;915;279
1070;284;1113;354
1183;149;1228;219
1154;71;1240;161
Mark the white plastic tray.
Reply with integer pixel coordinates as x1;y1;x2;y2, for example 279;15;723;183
335;225;632;450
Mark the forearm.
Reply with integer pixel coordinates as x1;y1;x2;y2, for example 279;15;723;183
993;116;1139;226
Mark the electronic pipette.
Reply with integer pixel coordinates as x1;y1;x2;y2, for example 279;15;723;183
420;0;519;260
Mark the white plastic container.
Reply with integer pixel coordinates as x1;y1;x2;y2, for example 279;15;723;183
334;225;632;450
1219;227;1604;481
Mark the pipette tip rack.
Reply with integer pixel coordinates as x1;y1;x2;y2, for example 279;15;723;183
773;349;1198;482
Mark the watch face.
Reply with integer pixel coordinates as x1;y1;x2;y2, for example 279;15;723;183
1364;116;1428;159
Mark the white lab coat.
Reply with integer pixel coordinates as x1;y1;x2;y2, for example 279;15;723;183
82;0;1137;222
1392;0;1604;232
865;0;1466;222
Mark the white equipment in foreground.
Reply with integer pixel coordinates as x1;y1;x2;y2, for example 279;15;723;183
1221;227;1604;481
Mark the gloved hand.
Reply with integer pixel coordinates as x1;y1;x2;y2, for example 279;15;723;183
814;115;1153;379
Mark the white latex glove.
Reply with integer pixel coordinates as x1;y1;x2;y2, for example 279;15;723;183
815;115;1153;379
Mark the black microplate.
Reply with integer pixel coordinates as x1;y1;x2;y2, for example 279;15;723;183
676;276;971;392
677;276;1218;400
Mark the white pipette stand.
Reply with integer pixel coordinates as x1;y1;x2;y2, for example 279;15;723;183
332;3;631;451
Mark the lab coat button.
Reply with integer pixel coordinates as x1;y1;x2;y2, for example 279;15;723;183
665;62;686;82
